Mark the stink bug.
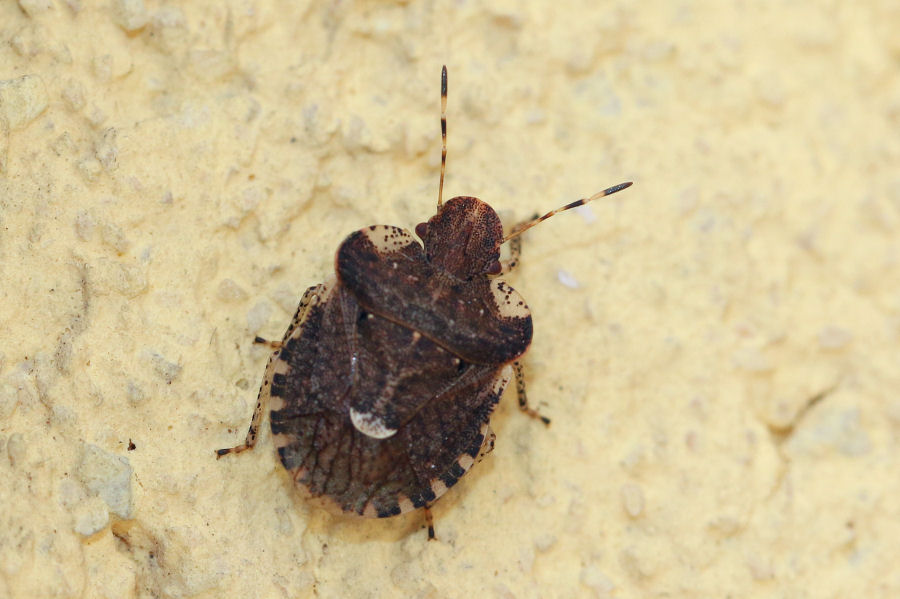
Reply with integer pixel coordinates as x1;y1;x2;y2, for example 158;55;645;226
217;66;631;539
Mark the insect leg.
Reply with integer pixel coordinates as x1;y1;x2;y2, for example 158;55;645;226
475;425;496;463
283;284;325;341
253;336;282;349
498;235;521;274
424;504;437;540
499;211;538;274
216;285;322;459
513;360;551;426
215;392;266;458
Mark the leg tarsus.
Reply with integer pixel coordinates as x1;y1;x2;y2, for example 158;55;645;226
216;443;250;458
424;504;436;541
219;341;280;459
513;361;550;426
215;393;265;459
253;336;282;349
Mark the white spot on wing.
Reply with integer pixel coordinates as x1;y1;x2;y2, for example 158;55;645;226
350;407;397;439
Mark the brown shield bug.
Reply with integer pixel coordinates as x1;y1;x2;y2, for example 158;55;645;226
217;66;631;540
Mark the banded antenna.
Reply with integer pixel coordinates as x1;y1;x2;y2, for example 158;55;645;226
502;181;633;243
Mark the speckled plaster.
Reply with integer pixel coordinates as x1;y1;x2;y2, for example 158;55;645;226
1;1;899;598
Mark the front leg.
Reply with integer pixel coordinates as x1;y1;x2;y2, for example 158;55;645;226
498;212;539;274
498;236;521;275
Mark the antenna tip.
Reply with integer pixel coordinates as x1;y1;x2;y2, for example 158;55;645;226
605;181;633;195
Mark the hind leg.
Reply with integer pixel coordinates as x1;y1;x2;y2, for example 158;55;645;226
216;284;322;458
424;505;436;540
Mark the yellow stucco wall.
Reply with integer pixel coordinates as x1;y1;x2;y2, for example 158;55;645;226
1;1;898;597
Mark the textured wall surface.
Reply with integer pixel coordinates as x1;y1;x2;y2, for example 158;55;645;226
1;1;899;598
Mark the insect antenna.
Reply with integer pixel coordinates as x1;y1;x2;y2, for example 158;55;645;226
437;65;448;212
501;181;633;243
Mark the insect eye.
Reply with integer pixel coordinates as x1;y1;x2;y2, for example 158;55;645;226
358;310;368;323
415;222;428;239
485;260;502;275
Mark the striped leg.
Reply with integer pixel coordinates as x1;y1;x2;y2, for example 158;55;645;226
499;235;521;274
216;285;321;458
424;504;436;541
513;360;550;425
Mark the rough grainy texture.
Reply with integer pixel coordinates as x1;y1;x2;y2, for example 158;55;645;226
1;1;898;597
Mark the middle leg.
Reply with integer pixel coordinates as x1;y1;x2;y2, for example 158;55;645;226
513;360;550;425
